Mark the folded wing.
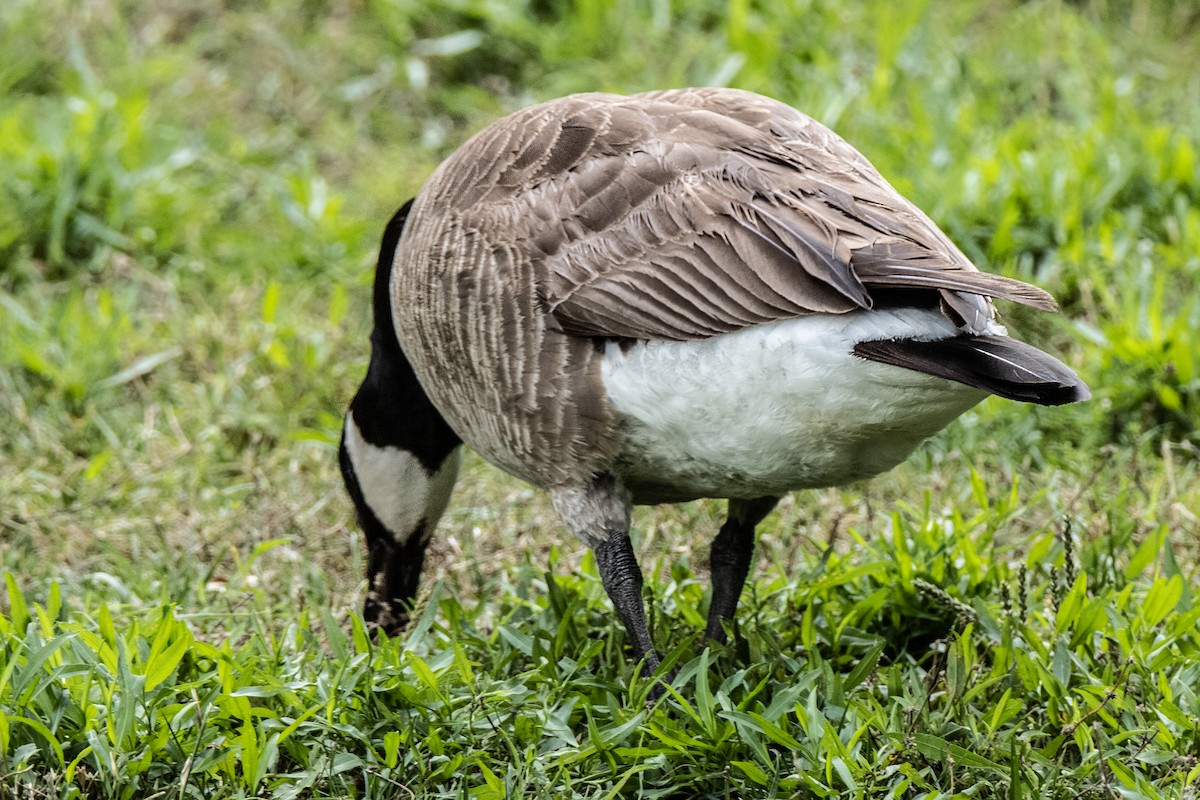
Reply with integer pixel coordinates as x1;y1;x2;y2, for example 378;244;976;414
430;88;1058;343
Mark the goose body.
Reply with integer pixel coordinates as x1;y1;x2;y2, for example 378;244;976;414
340;88;1088;680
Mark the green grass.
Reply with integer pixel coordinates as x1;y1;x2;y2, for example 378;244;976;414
2;0;1199;796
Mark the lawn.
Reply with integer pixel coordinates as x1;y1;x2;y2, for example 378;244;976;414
2;0;1199;797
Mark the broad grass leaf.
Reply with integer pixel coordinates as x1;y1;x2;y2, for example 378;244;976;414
694;648;715;734
1142;576;1183;629
911;732;1006;773
720;709;803;750
5;574;29;633
731;759;769;785
1125;526;1167;580
5;715;64;769
406;580;444;649
408;654;440;692
95;346;181;390
1055;573;1088;635
144;622;190;691
261;281;280;324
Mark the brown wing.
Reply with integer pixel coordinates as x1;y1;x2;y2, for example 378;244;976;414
425;88;1055;342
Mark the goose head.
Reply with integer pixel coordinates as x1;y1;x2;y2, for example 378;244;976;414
339;201;462;634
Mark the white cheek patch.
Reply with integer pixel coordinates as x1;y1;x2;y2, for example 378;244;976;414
344;411;461;544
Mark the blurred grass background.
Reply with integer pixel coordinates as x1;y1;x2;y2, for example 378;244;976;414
1;0;1199;797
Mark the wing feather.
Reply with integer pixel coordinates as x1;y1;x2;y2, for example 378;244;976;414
423;89;1061;343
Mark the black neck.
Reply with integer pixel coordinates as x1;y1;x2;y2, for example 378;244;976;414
350;199;461;473
371;199;414;358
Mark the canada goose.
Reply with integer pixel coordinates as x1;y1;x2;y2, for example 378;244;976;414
339;88;1088;681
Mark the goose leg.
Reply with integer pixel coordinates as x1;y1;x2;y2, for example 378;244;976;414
705;496;779;643
594;530;660;672
550;476;664;676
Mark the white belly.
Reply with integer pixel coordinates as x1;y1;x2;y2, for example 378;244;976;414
599;309;994;503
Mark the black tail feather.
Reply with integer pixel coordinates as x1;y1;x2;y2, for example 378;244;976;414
853;335;1090;406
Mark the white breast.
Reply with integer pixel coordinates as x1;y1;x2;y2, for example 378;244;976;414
600;308;996;503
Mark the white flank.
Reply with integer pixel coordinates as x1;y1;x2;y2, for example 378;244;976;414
343;411;461;542
601;308;1001;502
